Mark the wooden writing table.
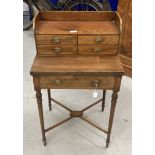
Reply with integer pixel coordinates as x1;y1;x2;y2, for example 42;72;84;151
30;11;124;148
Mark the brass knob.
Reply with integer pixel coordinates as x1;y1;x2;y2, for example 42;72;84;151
94;48;102;53
52;36;60;43
95;36;103;43
55;79;62;85
92;80;100;88
53;47;61;54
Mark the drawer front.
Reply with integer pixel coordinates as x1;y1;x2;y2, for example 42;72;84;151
37;45;77;55
36;35;77;45
78;35;119;45
40;76;115;89
78;45;117;55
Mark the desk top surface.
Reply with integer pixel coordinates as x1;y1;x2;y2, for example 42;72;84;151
30;55;124;76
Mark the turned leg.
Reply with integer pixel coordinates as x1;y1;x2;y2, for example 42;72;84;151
102;90;106;112
106;90;119;148
47;89;52;111
36;89;46;146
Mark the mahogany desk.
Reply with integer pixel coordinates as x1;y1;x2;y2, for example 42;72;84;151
30;11;124;148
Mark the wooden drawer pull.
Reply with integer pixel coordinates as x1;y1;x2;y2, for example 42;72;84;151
53;47;62;54
92;80;100;88
55;79;62;85
52;36;60;43
95;36;103;43
94;48;102;53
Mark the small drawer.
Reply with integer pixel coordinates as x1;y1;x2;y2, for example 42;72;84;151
40;76;115;89
37;45;77;55
78;35;119;45
78;45;117;55
36;35;77;45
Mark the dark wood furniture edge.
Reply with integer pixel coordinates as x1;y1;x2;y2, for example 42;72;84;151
117;0;132;77
120;55;132;77
30;71;123;76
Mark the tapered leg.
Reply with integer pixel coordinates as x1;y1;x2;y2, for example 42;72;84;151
106;90;118;148
36;89;46;146
47;89;52;111
102;90;106;112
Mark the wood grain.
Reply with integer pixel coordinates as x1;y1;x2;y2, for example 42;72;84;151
39;11;116;21
37;45;77;55
37;21;120;35
78;45;117;55
40;75;115;89
30;55;124;76
31;11;124;147
118;0;132;77
36;35;77;45
78;35;119;45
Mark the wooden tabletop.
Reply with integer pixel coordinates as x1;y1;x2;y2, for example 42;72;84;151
30;55;124;76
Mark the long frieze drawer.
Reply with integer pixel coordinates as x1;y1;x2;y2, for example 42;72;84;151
40;76;115;89
37;45;77;55
78;35;119;44
78;45;117;55
36;35;77;45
